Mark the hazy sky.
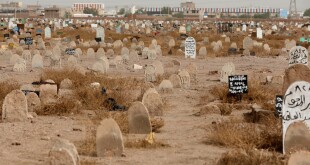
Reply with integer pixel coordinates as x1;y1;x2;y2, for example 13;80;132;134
20;0;310;10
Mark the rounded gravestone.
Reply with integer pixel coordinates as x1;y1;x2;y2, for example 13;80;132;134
128;102;152;134
169;74;181;88
31;54;44;68
159;80;173;92
92;62;105;73
142;89;163;116
60;78;73;89
243;37;254;50
49;138;80;165
26;92;41;112
178;70;191;89
96;118;124;157
2;90;28;122
284;122;310;154
282;64;310;94
288;151;310;165
198;46;207;59
152;60;164;76
145;65;156;82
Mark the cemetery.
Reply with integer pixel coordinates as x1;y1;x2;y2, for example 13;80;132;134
0;15;309;165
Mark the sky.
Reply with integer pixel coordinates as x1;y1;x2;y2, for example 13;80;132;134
18;0;310;11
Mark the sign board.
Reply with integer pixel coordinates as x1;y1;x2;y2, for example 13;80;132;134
91;24;98;28
275;95;283;117
288;46;308;66
185;37;196;59
228;75;248;94
25;37;33;45
282;81;310;154
65;48;76;55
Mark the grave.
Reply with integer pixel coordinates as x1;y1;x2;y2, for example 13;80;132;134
142;88;163;116
185;37;196;59
128;101;152;134
145;65;156;82
96;118;124;157
2;90;28;122
220;62;235;83
288;46;308;67
178;69;191;89
49;138;80;165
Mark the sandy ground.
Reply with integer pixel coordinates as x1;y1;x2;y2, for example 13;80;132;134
0;54;289;165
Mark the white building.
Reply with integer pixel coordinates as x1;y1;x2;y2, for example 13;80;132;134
72;3;104;15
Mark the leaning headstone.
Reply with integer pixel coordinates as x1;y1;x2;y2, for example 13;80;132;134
145;65;156;82
169;74;182;88
282;81;310;154
288;46;308;67
96;118;124;157
185;37;196;59
2;90;28;122
142;89;163;116
31;54;44;68
128;102;152;134
220;62;235;83
282;64;310;94
49;138;80;165
178;69;191;89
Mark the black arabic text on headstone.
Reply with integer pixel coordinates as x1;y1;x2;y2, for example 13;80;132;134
228;75;248;94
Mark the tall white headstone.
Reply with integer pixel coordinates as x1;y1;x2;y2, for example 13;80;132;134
257;28;263;39
185;37;196;59
96;26;105;42
282;81;310;154
44;26;51;39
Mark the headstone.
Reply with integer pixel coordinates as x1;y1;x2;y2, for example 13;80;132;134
198;46;207;59
257;28;263;39
283;64;310;94
152;60;164;76
13;59;26;72
128;102;152;134
92;62;105;73
282;81;310;154
159;80;173;92
26;92;41;112
224;37;230;43
145;65;156;82
96;26;105;42
142;89;163;116
242;24;247;32
169;74;181;88
243;37;254;50
147;49;157;60
44;26;51;39
60;79;73;89
178;69;191;89
185;37;196;59
67;56;78;65
220;62;236;83
228;75;248;94
96;118;124;157
2;90;28;122
87;48;95;59
288;46;308;67
31;54;43;68
186;63;197;82
49;138;80;165
179;26;186;34
39;82;58;105
288;150;310;165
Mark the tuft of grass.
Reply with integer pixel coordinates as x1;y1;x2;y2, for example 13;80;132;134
36;99;80;116
217;149;285;165
209;79;280;111
208;117;282;151
151;118;165;133
125;139;170;149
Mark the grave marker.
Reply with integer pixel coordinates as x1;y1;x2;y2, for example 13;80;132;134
228;75;248;94
185;37;196;59
275;95;283;117
288;46;308;67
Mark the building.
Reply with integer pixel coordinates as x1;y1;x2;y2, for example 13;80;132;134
180;1;195;8
27;5;42;17
0;2;22;8
44;5;61;18
72;3;104;15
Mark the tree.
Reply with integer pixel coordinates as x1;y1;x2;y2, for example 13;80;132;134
161;7;171;14
253;12;271;19
118;8;125;15
83;7;98;16
173;12;184;18
135;8;146;14
304;8;310;17
63;11;72;19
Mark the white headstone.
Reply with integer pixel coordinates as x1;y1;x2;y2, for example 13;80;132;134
288;46;308;67
185;37;196;59
96;26;105;42
257;28;263;39
282;81;310;154
44;26;51;39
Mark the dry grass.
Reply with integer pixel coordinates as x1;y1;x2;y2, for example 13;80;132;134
41;68;145;110
80;159;97;165
36;99;80;116
125;139;170;149
209;116;282;151
0;80;20;116
217;149;285;165
209;79;280;111
151;118;165;133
